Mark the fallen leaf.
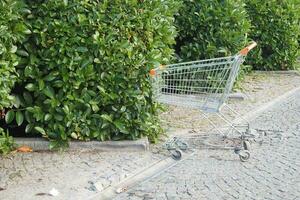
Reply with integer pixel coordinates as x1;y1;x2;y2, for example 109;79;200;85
17;145;33;152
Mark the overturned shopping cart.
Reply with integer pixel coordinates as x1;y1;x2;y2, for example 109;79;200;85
150;42;257;162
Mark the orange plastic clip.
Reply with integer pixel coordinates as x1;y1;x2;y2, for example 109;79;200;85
149;69;156;76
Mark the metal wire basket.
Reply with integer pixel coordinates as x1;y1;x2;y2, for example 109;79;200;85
150;43;257;113
150;42;257;161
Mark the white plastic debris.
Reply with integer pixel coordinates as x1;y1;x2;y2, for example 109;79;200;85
49;188;59;196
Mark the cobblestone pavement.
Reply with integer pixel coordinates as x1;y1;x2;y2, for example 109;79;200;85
115;92;300;199
0;150;164;200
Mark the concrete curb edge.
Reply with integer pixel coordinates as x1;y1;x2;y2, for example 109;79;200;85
254;70;300;76
14;137;150;152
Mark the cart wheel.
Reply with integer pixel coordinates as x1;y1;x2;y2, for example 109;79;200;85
170;149;182;160
243;141;251;150
239;150;250;162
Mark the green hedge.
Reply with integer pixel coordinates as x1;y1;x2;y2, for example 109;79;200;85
0;127;15;155
0;0;29;110
9;0;179;147
175;0;250;61
245;0;300;70
2;0;299;150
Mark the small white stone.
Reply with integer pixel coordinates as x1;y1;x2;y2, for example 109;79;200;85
94;182;104;191
116;187;127;194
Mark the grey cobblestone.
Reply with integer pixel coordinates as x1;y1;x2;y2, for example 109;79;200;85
115;92;300;200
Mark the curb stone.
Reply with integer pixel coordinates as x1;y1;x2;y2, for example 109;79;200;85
14;137;149;152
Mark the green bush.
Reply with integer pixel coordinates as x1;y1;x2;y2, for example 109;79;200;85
175;0;250;61
0;0;29;110
245;0;300;70
12;0;179;147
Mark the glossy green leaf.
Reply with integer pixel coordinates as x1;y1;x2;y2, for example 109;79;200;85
34;126;46;135
77;46;88;53
5;110;15;124
25;124;34;133
16;111;24;126
16;49;29;57
44;114;52;121
101;114;112;123
114;120;129;134
43;86;55;99
12;95;21;108
25;83;36;91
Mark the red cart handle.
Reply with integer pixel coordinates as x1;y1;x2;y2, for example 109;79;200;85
239;42;257;56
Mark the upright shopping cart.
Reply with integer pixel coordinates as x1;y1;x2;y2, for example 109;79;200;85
150;42;257;162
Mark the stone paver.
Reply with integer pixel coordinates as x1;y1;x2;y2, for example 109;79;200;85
115;91;300;199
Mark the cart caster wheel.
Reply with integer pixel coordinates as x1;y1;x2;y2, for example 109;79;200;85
239;150;250;162
170;149;182;160
243;141;251;150
234;147;241;154
178;142;188;151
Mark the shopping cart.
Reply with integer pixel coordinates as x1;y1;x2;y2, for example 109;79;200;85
150;42;257;162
